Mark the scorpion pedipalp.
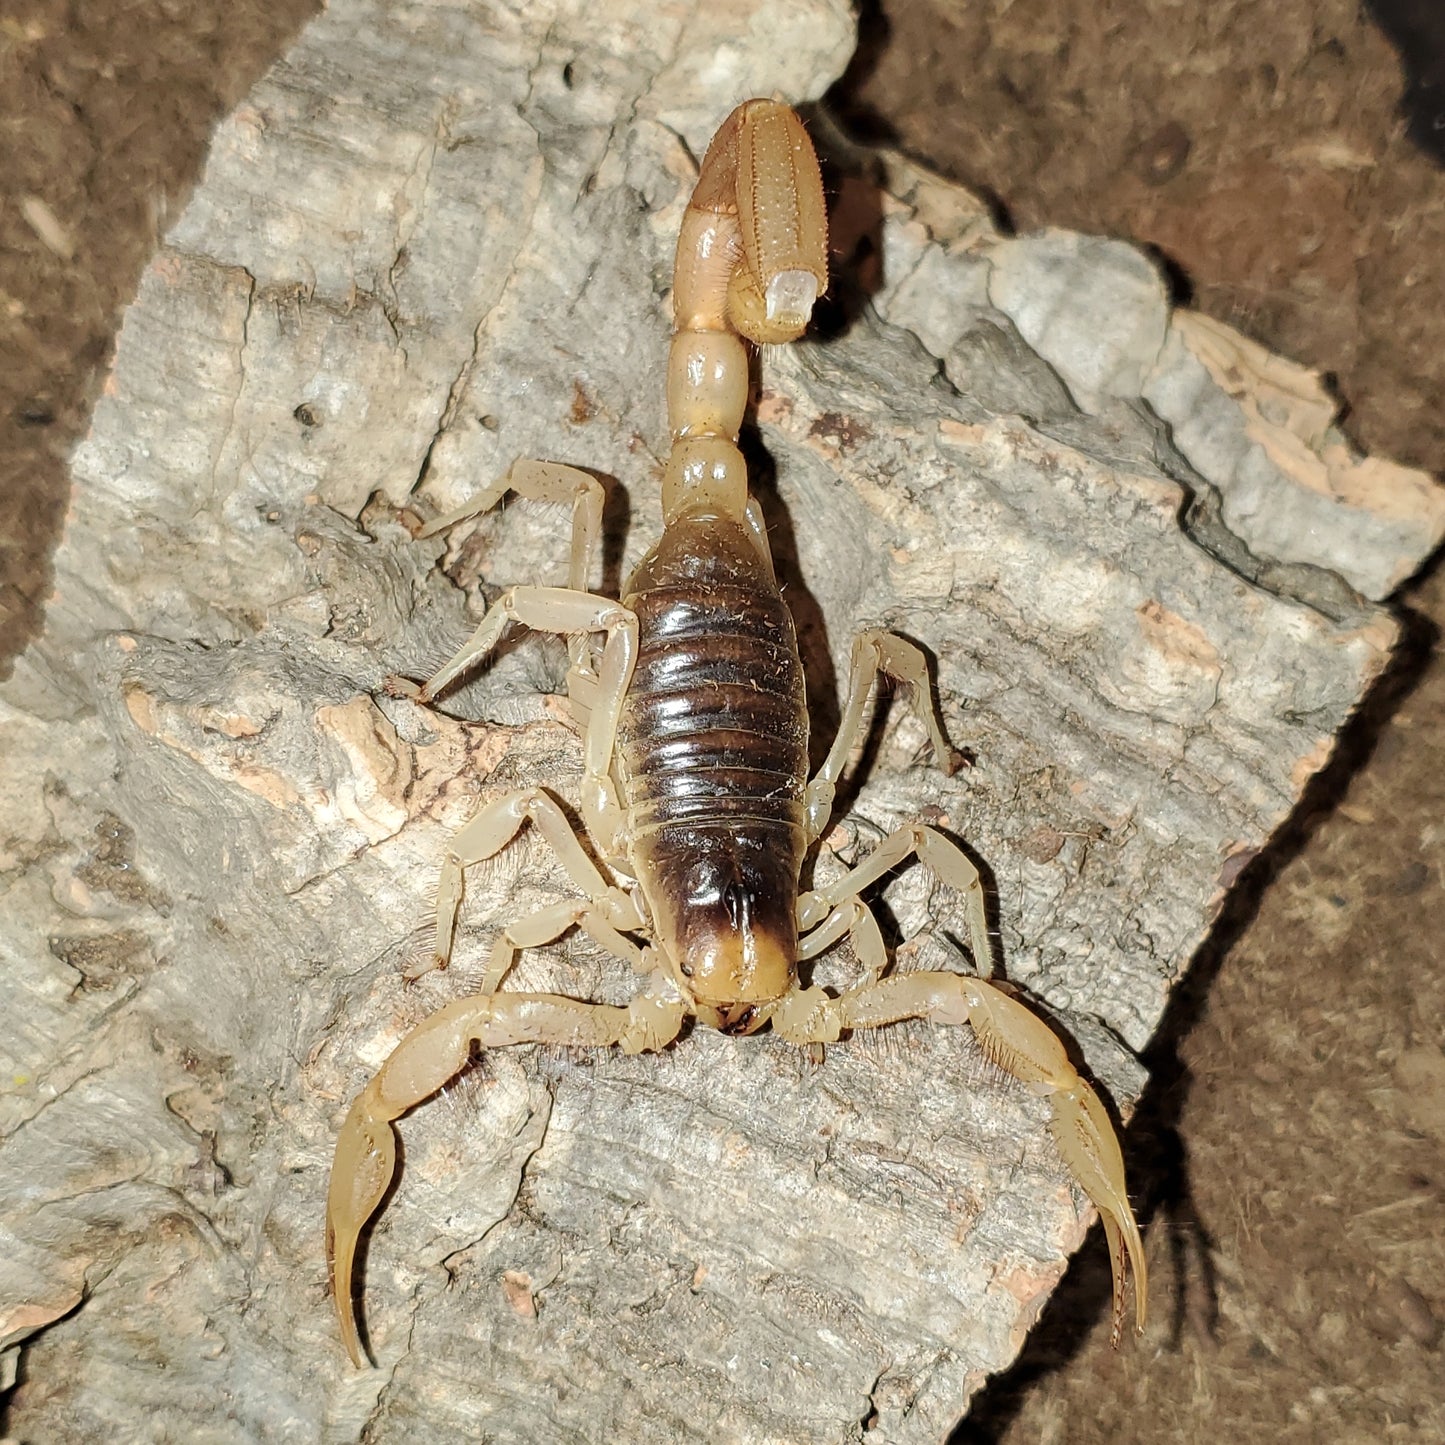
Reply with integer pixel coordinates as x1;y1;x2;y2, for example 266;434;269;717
328;983;685;1366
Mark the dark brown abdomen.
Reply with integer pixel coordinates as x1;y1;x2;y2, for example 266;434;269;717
617;510;809;960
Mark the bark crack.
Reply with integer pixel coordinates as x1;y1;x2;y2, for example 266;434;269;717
207;264;256;509
406;140;545;503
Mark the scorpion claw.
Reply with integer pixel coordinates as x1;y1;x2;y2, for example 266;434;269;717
326;1084;397;1368
838;971;1148;1340
1047;1080;1148;1344
960;976;1148;1340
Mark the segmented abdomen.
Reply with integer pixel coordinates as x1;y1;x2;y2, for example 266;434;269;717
617;514;808;840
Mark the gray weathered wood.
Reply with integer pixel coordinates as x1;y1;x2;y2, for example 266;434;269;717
2;2;1438;1440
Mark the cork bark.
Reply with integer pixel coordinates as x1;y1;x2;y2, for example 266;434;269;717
2;1;1439;1440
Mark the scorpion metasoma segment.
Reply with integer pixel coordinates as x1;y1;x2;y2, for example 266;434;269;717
326;99;1147;1366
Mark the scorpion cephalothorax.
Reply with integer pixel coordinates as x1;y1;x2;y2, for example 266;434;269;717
326;99;1147;1368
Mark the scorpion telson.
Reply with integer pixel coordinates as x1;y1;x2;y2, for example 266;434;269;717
326;99;1147;1367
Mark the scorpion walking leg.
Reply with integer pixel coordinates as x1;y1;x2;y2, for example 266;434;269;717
328;973;686;1366
798;823;993;982
411;459;609;725
411;784;644;982
774;962;1147;1343
394;586;637;854
804;630;957;840
420;458;604;605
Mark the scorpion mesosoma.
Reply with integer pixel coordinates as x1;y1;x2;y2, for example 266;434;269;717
326;99;1147;1366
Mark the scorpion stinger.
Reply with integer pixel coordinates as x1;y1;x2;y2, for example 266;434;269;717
326;99;1145;1370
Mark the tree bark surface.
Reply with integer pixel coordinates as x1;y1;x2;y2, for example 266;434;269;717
2;2;1440;1440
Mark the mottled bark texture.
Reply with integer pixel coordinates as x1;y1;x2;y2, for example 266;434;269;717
2;2;1440;1441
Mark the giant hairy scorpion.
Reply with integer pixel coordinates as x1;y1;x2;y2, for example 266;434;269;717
326;98;1147;1367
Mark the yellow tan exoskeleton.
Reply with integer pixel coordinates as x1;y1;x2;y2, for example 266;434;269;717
326;99;1147;1368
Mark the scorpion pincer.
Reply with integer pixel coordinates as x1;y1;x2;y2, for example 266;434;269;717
325;99;1147;1366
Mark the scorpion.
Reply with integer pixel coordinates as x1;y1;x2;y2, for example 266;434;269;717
326;99;1147;1367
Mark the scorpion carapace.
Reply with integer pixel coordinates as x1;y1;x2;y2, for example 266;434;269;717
326;99;1147;1369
